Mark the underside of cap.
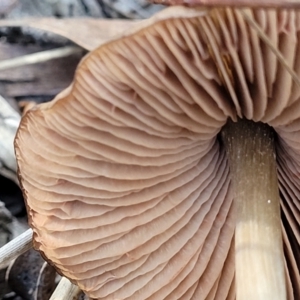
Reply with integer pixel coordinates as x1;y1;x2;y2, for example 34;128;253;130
15;6;300;299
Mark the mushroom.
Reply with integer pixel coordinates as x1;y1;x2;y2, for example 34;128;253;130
150;0;300;9
14;5;300;300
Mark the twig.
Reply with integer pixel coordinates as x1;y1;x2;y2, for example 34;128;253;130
240;9;300;89
0;228;32;269
0;46;82;71
50;277;81;300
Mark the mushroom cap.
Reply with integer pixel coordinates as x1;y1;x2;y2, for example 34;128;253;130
15;6;300;299
149;0;300;8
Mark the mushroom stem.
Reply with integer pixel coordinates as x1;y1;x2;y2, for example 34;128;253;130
221;119;286;300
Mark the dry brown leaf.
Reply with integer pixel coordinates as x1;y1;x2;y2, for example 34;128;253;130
0;18;137;51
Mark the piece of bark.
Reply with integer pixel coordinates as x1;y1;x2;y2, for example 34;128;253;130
101;0;164;18
5;0;163;19
6;0;104;18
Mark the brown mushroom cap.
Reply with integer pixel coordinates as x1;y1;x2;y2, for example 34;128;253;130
15;6;300;299
149;0;300;8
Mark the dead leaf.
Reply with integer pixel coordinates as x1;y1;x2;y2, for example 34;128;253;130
0;18;137;50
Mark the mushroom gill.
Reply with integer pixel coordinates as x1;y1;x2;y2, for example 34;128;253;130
15;6;300;300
